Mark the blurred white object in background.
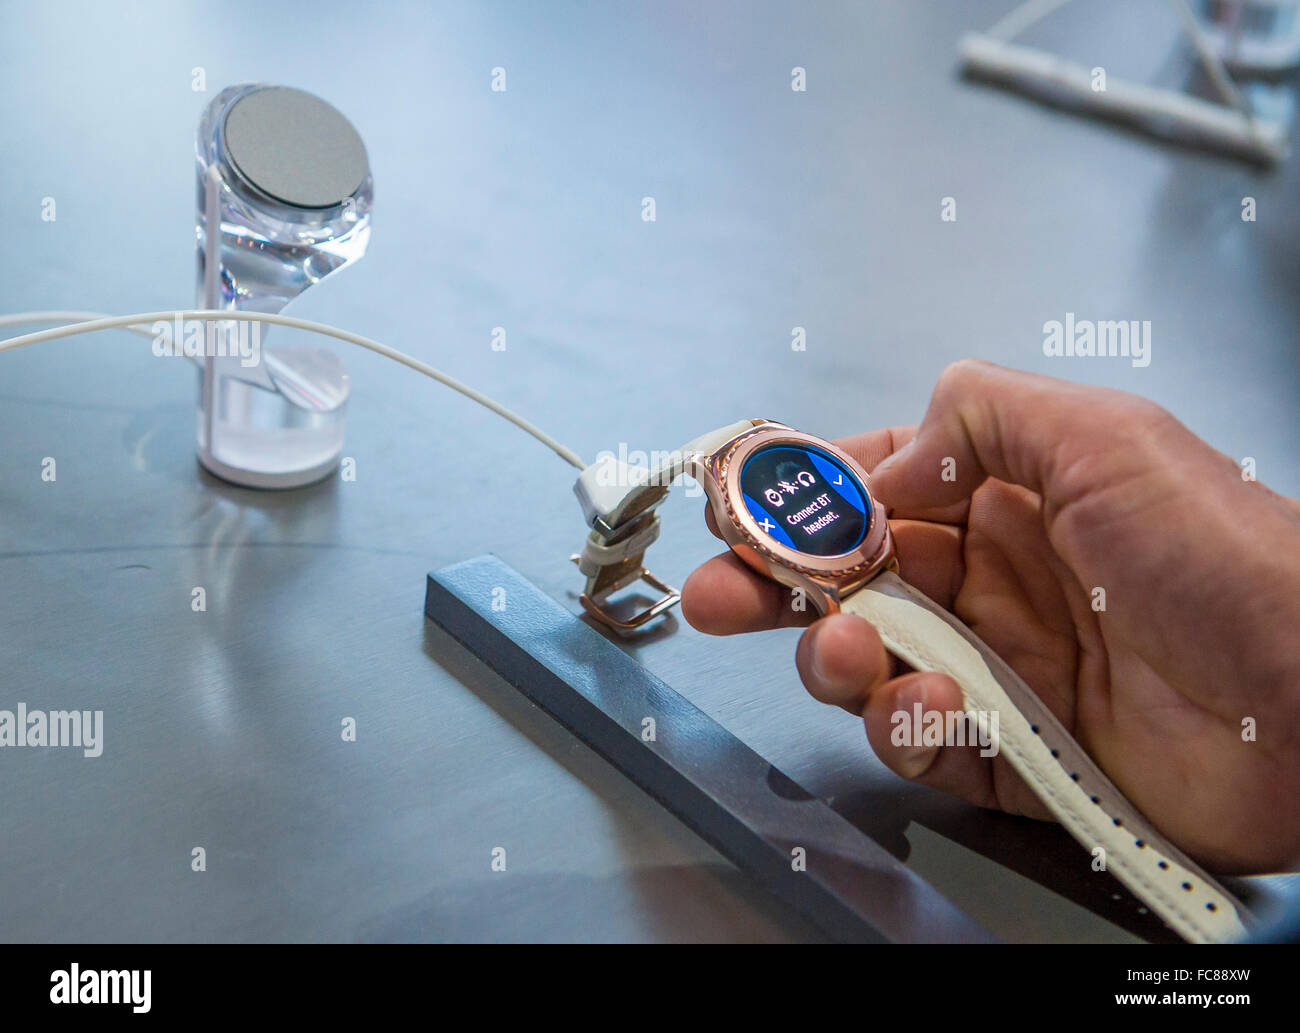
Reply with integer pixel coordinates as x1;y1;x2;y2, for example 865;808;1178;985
1196;0;1300;73
958;0;1291;164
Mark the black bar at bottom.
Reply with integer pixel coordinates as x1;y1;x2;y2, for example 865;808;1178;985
423;554;993;943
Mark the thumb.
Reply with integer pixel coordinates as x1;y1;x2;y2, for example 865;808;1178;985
868;359;1166;510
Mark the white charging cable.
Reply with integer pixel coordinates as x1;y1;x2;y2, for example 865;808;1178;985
0;309;587;470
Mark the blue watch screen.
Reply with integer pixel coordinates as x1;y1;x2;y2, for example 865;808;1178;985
739;443;870;557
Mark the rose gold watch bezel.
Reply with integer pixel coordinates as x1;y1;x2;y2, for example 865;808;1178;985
698;424;894;609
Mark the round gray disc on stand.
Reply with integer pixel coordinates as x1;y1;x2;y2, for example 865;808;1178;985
223;86;369;209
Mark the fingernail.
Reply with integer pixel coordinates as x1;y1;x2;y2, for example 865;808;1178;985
893;679;934;778
809;635;832;690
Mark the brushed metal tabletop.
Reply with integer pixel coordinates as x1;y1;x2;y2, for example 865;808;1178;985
1;0;1296;942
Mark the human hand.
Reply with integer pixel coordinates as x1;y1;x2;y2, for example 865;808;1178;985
681;361;1300;873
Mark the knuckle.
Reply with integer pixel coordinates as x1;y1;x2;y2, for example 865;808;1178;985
934;357;990;396
931;358;1000;417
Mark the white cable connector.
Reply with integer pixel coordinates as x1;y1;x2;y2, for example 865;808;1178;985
0;309;586;471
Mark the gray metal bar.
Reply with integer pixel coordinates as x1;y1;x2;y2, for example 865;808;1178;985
423;554;994;943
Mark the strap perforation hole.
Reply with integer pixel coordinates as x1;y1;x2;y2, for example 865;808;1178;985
1069;772;1079;781
1112;817;1122;827
1135;839;1145;848
1158;861;1169;870
1207;902;1218;912
1182;882;1193;891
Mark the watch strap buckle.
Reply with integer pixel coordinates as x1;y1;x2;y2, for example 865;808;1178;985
570;556;681;632
569;422;763;634
570;509;681;632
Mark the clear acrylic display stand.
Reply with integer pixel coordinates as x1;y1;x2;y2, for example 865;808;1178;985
195;84;373;489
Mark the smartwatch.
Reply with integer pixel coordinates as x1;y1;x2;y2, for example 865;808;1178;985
572;418;1251;943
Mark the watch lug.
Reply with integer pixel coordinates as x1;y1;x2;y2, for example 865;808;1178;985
783;571;840;617
817;580;844;613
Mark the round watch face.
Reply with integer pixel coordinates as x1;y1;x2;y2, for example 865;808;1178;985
738;442;871;557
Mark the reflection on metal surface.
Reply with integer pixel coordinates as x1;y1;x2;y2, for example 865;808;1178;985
426;555;995;943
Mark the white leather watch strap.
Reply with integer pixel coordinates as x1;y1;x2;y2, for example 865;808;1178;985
844;570;1250;943
572;420;759;603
